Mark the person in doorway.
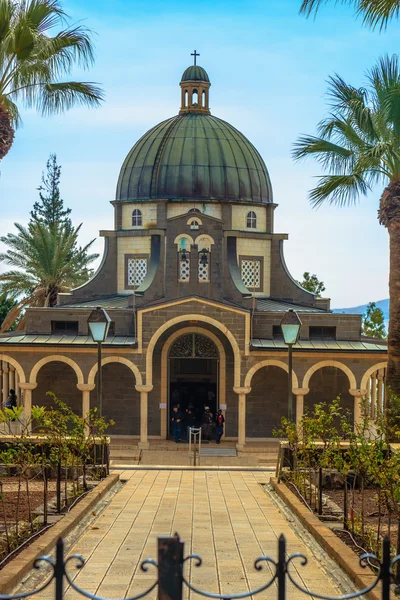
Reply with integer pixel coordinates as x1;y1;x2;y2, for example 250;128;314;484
215;409;225;444
171;405;183;443
202;406;213;441
185;406;197;441
5;389;17;410
5;389;17;422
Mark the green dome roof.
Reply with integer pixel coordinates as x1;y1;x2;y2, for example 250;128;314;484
116;113;273;203
181;65;210;82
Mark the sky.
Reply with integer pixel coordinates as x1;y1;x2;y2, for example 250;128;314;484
0;0;398;307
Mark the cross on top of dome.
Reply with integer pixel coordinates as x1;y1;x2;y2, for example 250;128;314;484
191;50;200;65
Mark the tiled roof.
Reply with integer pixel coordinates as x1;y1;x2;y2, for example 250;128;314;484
55;295;131;309
251;339;387;352
0;334;136;346
256;298;328;313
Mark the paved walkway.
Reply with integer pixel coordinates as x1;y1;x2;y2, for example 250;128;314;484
34;471;342;600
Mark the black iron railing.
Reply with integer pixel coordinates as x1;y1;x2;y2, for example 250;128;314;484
1;534;398;600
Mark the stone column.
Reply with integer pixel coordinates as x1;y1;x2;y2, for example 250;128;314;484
350;388;367;430
19;383;37;433
15;371;19;405
9;367;15;392
0;368;3;408
2;362;9;402
292;388;309;427
371;375;377;418
77;384;95;434
377;370;385;415
233;386;251;452
136;385;153;449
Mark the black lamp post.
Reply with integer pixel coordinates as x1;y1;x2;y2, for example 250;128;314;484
87;307;111;418
280;309;302;421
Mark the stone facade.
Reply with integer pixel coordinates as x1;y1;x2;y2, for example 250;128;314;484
0;62;387;447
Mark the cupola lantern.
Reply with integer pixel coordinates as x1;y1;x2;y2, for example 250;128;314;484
180;51;211;115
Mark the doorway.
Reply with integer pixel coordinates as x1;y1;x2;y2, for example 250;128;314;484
168;334;219;438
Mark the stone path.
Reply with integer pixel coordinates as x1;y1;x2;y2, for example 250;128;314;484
34;471;343;600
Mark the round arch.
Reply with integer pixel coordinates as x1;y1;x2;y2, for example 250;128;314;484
302;360;356;390
174;234;194;246
195;234;215;249
88;356;143;387
159;326;227;438
30;355;84;385
0;354;26;383
244;359;299;389
146;314;241;387
360;362;387;391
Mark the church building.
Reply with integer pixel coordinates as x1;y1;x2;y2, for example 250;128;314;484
0;60;387;448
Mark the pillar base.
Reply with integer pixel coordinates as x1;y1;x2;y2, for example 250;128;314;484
236;443;245;452
138;441;150;450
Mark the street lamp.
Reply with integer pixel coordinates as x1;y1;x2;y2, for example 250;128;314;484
87;307;111;418
280;309;302;421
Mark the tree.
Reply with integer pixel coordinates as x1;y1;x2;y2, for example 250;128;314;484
0;221;97;332
362;301;387;338
293;54;400;393
299;0;400;29
298;271;326;296
0;0;104;160
31;154;71;227
0;290;16;329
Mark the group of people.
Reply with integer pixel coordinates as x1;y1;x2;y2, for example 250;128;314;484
171;404;225;444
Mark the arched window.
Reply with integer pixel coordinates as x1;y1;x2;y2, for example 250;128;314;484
246;211;257;229
192;89;198;105
202;90;206;108
132;209;142;227
184;90;188;107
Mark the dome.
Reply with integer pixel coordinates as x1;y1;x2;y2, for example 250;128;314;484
116;61;273;204
116;114;273;203
181;65;210;83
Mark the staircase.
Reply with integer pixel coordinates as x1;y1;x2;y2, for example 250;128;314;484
109;438;279;469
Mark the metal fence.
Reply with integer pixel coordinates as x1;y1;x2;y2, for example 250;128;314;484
2;534;399;600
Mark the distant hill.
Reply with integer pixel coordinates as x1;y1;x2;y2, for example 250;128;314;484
333;298;389;326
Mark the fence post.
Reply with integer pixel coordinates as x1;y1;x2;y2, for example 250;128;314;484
54;538;65;600
158;534;184;600
277;534;286;600
381;536;391;600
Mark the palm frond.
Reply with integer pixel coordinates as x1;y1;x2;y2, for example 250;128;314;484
309;173;370;207
0;0;14;44
299;0;343;16
36;25;96;72
358;0;400;29
0;295;32;333
23;0;66;34
38;80;103;115
293;134;353;172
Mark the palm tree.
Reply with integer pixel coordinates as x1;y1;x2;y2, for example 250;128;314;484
293;54;400;395
300;0;400;29
0;0;104;160
0;220;98;331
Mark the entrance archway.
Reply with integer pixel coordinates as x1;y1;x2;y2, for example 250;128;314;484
168;333;219;438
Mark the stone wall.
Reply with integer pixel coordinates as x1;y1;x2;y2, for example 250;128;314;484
90;363;140;435
305;366;354;421
246;366;289;437
32;362;81;415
